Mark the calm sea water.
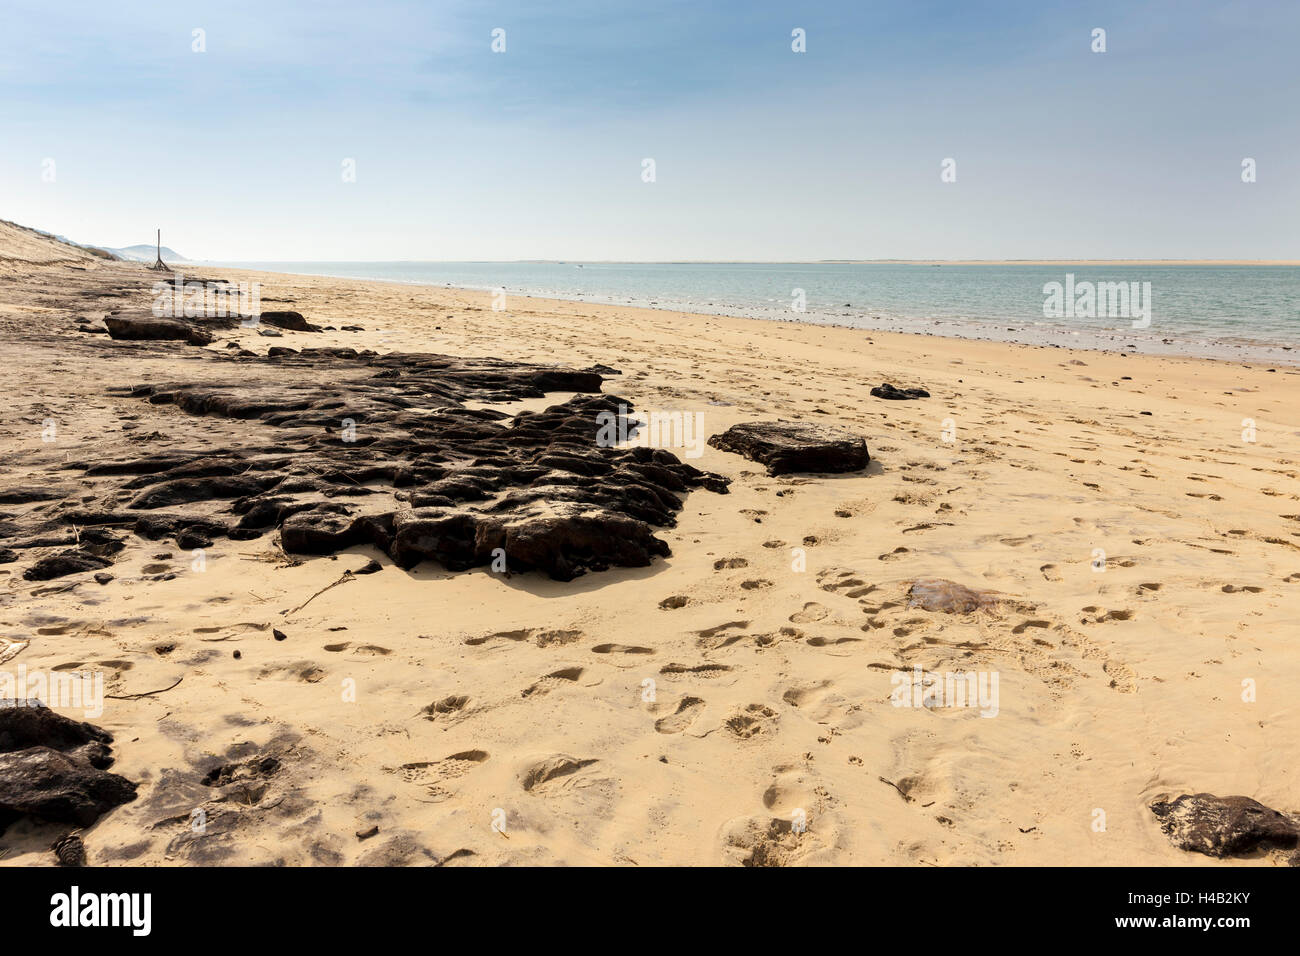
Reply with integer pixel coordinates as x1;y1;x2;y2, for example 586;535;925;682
211;261;1300;354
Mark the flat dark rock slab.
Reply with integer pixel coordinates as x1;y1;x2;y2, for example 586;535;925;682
22;549;113;581
707;421;869;476
104;315;212;346
870;383;930;400
0;748;138;828
1150;792;1299;857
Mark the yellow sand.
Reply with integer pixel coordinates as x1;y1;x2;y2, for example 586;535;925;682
1;241;1297;866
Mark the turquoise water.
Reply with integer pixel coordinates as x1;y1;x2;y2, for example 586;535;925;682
211;261;1300;353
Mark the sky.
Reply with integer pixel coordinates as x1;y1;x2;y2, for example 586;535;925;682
1;0;1297;261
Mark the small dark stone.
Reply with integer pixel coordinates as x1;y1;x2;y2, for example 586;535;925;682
273;629;287;641
870;383;930;401
175;529;213;550
356;825;380;840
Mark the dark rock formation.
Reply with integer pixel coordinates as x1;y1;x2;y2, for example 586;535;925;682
13;349;727;582
104;315;213;346
870;383;930;400
707;421;869;476
19;527;124;581
0;485;74;505
23;549;112;581
0;702;137;830
257;310;321;332
1150;793;1299;857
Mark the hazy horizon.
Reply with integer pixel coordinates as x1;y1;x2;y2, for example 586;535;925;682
4;0;1298;261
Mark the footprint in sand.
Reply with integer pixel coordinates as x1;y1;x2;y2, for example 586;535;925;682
725;704;779;740
421;694;470;719
518;754;598;793
805;635;861;648
659;661;734;681
522;666;585;697
789;602;830;624
591;643;654;655
780;681;854;726
323;642;391;656
817;568;876;598
754;626;803;648
465;627;584;647
1039;564;1063;582
718;814;824;867
1103;660;1138;693
399;750;489;801
654;696;705;734
1079;607;1133;624
465;628;530;646
741;579;773;590
761;765;823;816
695;621;749;651
714;557;748;570
659;596;690;610
257;661;326;683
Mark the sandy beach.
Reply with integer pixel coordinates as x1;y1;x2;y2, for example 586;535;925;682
2;222;1298;867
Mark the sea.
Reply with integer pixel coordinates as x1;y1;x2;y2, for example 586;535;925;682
207;261;1300;363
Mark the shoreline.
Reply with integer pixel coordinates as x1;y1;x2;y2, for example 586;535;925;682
202;263;1300;369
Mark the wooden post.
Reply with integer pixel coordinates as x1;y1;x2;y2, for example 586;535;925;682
152;228;168;270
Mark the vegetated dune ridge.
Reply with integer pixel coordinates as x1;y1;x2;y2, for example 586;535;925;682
0;219;114;265
0;226;1297;866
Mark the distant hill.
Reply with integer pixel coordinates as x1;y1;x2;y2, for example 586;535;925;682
0;219;117;264
103;244;188;263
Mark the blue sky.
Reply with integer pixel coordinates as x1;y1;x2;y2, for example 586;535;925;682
2;0;1296;260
